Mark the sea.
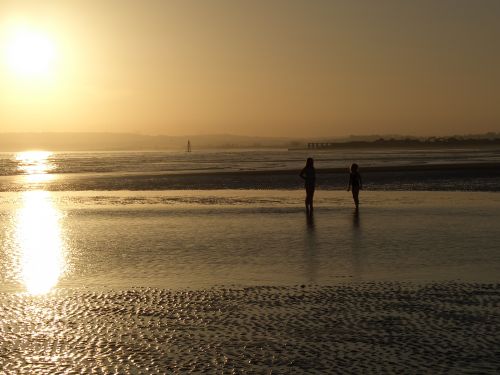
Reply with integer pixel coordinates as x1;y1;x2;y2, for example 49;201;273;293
0;147;499;293
1;147;500;191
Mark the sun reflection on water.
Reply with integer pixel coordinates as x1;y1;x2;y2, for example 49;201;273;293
15;190;66;295
11;151;65;294
16;151;56;183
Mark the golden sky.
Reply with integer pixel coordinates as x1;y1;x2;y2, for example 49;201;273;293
1;0;499;137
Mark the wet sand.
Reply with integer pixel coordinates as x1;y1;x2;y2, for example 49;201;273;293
1;190;500;373
1;283;499;374
1;161;500;191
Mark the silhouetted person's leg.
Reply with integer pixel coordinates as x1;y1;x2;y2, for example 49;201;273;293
309;189;314;214
305;186;314;215
352;188;359;209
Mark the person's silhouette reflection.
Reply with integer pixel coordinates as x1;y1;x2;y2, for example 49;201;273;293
352;208;360;230
304;210;317;283
306;211;315;228
350;208;362;280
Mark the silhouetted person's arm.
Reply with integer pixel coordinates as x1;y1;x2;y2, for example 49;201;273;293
300;168;306;180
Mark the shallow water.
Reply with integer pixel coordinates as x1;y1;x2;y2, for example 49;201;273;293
2;149;500;192
1;190;499;294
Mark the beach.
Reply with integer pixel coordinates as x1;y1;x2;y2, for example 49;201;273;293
1;150;500;373
1;283;499;374
1;188;500;373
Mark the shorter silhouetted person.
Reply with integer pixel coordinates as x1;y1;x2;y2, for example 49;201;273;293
300;157;316;215
347;163;362;209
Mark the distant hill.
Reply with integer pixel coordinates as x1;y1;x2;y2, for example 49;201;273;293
0;133;295;151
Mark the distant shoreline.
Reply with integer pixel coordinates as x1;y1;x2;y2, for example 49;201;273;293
1;131;499;152
289;141;500;151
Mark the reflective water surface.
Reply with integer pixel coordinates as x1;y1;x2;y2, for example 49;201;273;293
1;152;66;294
0;149;499;293
15;151;57;183
14;190;66;294
1;190;500;293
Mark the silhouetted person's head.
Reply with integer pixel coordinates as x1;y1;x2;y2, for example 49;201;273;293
306;157;314;168
350;163;358;173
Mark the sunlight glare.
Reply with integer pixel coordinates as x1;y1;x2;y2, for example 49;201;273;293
15;191;65;295
16;151;56;182
4;27;56;78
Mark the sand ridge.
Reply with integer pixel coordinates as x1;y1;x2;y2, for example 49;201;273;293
0;282;499;374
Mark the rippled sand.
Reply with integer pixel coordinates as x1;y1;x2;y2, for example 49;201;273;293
1;283;499;374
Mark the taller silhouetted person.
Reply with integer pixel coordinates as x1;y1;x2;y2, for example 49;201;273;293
300;157;316;216
347;163;362;210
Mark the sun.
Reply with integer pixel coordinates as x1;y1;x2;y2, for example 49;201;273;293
4;26;57;78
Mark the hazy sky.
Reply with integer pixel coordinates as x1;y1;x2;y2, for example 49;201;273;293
1;0;499;137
